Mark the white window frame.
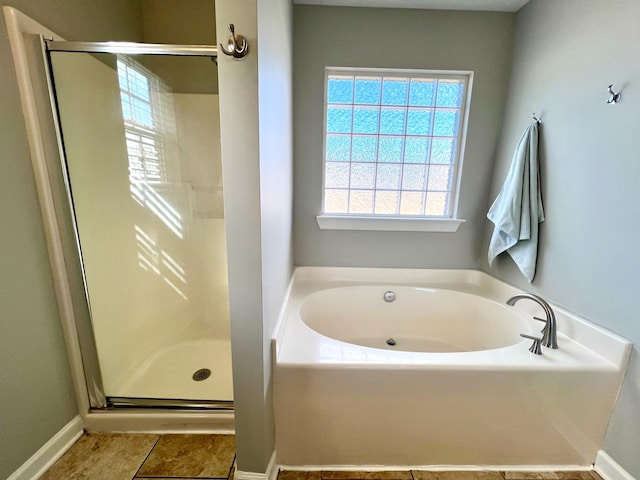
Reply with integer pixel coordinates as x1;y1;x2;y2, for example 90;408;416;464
317;67;473;233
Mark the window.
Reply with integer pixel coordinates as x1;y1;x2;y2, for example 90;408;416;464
117;57;183;238
117;57;175;186
319;67;472;232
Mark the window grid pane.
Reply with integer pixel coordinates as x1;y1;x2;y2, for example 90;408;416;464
324;69;467;217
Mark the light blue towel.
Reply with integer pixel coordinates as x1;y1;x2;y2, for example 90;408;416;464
487;122;544;282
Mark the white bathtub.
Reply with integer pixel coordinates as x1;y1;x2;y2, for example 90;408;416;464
273;267;632;468
301;286;532;353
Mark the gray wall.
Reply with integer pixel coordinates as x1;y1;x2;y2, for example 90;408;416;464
258;0;294;471
481;0;640;476
215;1;264;472
0;1;143;478
140;0;219;94
293;6;515;268
216;0;293;472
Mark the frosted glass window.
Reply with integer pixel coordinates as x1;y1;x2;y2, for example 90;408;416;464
378;137;403;163
353;107;379;134
400;191;425;215
376;164;401;190
382;78;409;105
426;192;449;215
380;108;406;135
409;79;436;107
351;136;377;162
355;77;381;104
436;80;463;108
325;162;350;188
402;164;427;191
327;106;352;134
431;138;456;164
404;137;430;163
375;191;399;214
406;109;433;136
327;76;354;104
351;163;376;189
427;165;453;191
323;68;470;218
433;109;459;137
350;190;374;214
325;189;349;213
326;135;351;162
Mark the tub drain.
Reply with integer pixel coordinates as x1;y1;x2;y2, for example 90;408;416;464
192;368;211;382
386;338;397;346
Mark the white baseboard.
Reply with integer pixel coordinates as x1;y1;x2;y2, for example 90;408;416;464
277;464;592;472
595;450;636;480
7;415;83;480
235;451;278;480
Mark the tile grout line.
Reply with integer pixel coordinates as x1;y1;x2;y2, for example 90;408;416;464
226;454;237;480
135;477;228;479
132;434;236;480
130;433;162;480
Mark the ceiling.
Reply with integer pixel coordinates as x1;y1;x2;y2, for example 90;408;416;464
292;0;530;12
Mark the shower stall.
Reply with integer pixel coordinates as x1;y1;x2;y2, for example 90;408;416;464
6;3;235;416
44;42;233;410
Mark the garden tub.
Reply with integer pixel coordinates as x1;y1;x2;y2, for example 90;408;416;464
273;267;631;468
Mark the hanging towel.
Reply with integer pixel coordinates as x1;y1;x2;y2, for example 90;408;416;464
487;122;544;282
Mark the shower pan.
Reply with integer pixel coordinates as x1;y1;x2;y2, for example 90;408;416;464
41;38;233;411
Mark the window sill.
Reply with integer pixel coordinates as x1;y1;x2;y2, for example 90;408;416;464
316;215;466;232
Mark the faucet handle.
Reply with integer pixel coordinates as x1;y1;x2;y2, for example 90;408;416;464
533;316;548;334
520;333;543;355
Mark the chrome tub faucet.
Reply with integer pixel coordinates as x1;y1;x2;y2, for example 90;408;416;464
507;293;558;350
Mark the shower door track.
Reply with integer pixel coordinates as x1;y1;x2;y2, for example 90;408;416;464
107;397;234;411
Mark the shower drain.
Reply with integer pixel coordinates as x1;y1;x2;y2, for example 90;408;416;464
192;368;212;382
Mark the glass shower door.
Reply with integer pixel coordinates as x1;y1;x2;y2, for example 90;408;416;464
48;49;232;406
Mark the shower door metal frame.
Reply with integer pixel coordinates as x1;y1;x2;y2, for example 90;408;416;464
41;37;233;411
45;40;218;57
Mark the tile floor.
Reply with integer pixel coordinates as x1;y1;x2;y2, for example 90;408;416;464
41;433;604;480
41;433;236;480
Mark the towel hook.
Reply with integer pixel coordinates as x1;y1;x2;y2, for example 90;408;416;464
219;24;249;59
607;84;621;104
532;113;542;124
